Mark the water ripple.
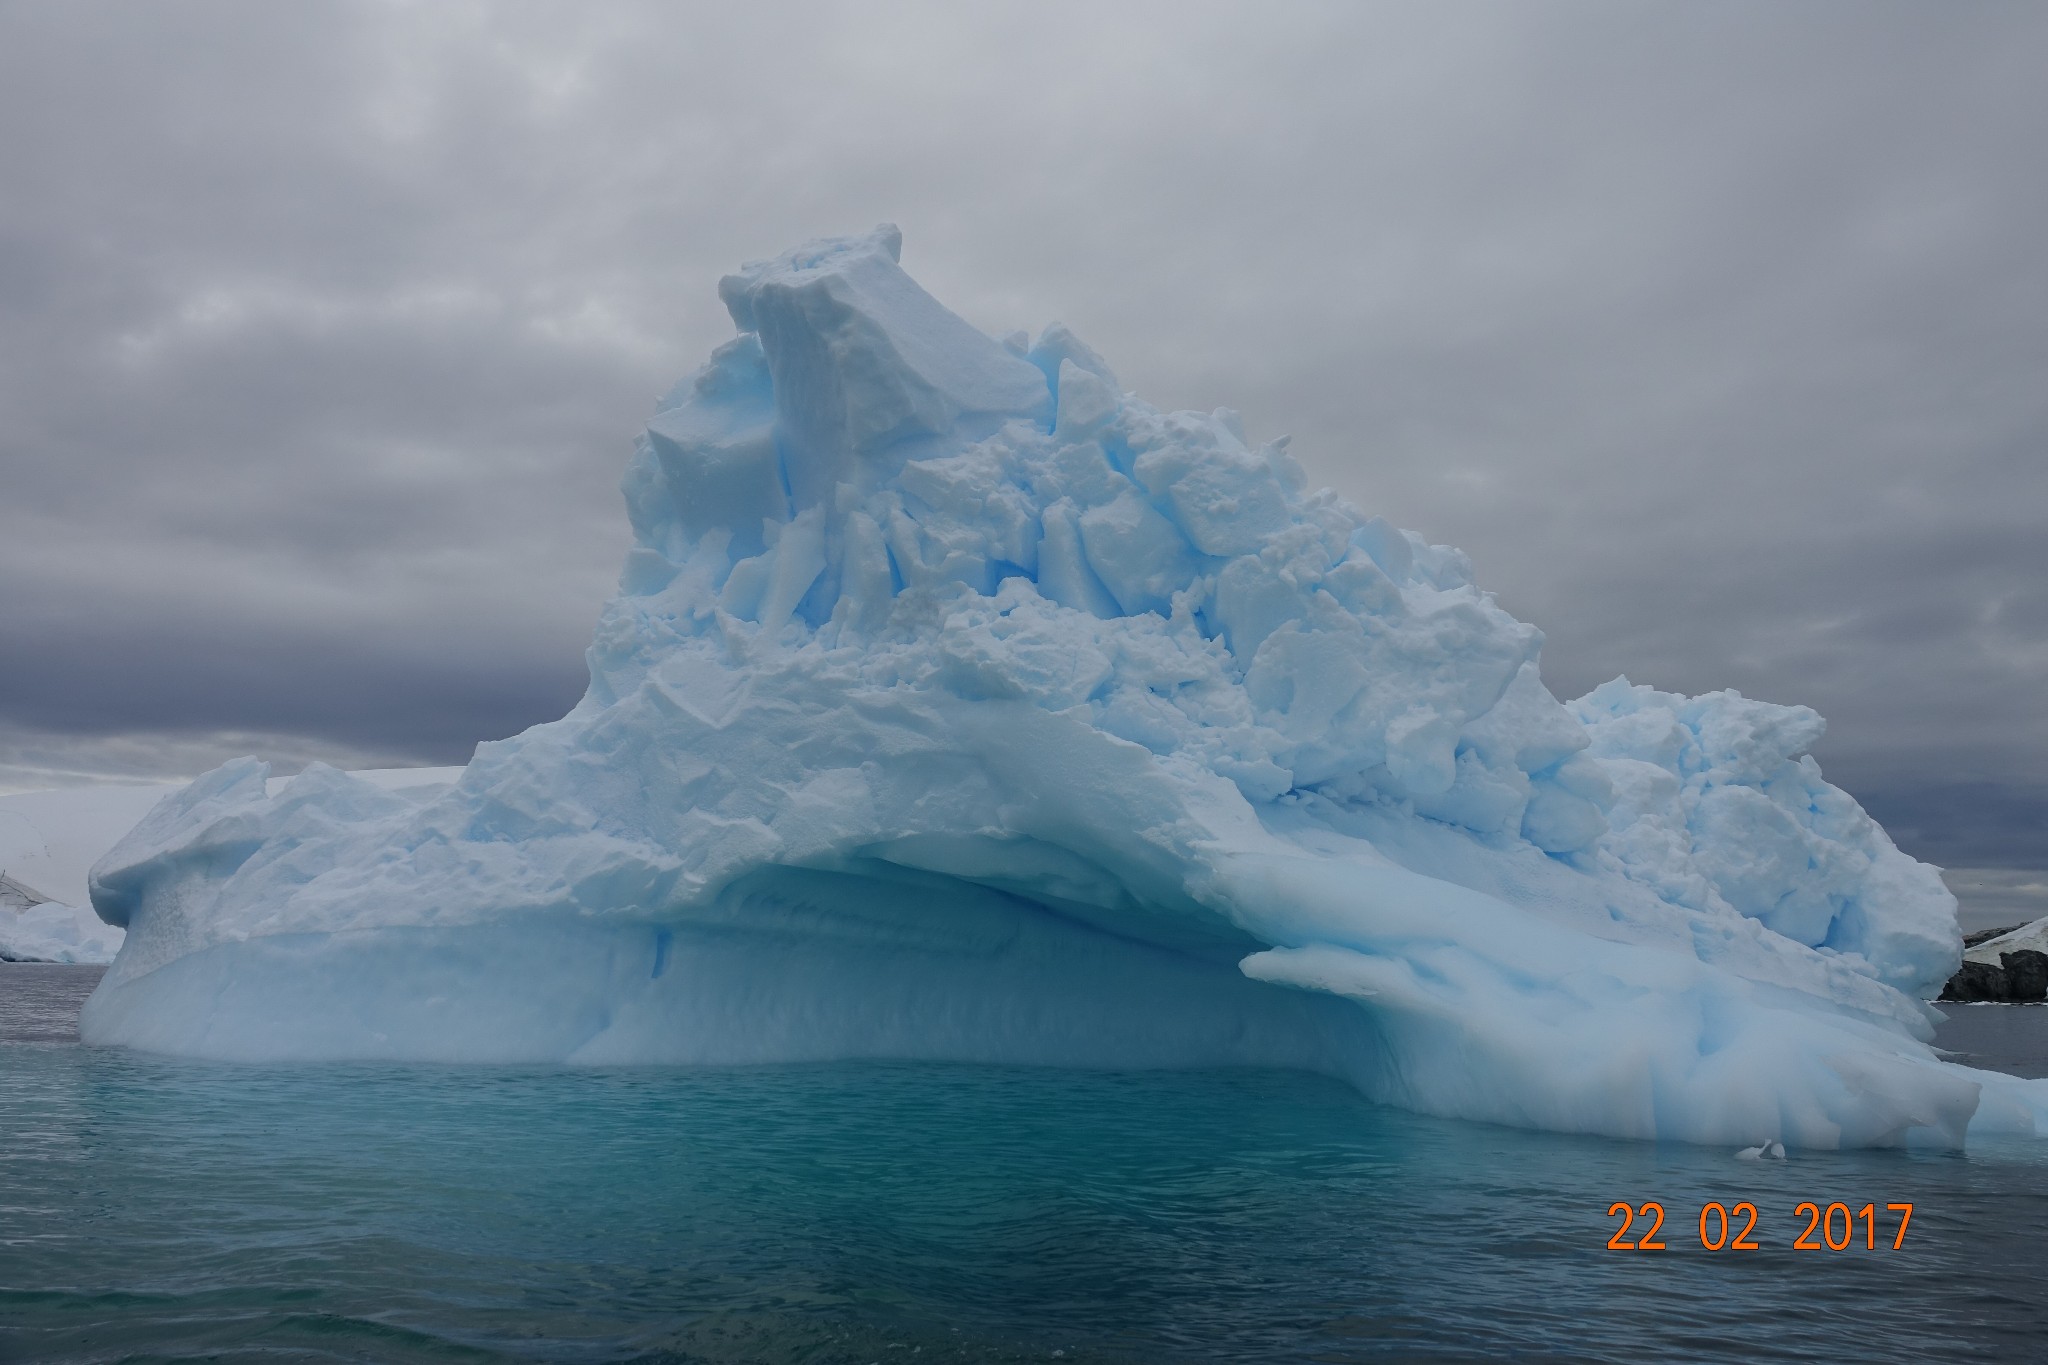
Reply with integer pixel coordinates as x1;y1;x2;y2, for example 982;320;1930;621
5;964;2047;1362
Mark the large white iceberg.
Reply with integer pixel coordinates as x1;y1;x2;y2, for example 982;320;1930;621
82;227;2045;1148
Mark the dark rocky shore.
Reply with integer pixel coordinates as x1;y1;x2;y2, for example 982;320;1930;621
1941;925;2048;1003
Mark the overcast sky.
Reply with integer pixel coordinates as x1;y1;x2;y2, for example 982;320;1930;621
2;0;2042;887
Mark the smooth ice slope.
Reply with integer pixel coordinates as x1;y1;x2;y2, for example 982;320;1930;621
82;227;2047;1148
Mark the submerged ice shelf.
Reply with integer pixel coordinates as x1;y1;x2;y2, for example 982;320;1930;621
82;226;2048;1148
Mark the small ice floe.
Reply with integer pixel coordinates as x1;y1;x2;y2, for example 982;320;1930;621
1735;1140;1787;1161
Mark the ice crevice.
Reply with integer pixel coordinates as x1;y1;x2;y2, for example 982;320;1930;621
82;225;2048;1149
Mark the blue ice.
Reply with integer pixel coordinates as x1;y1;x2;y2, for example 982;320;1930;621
82;227;2048;1149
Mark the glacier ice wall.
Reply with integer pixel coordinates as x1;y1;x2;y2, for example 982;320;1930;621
83;226;2045;1149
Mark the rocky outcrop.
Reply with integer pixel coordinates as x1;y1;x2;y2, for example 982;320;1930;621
2006;950;2048;1000
1940;949;2048;1003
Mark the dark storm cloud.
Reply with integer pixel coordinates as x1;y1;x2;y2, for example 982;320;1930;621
0;2;2042;877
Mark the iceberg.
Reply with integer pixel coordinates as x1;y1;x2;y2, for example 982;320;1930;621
81;226;2047;1148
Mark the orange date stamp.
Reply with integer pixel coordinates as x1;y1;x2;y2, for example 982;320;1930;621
1606;1201;1914;1250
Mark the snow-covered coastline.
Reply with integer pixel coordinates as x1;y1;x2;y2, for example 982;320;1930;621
1965;917;2048;964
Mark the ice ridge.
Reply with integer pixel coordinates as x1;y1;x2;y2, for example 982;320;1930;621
82;226;2046;1149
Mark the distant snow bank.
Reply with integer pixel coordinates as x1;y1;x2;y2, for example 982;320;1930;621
1967;916;2048;965
0;769;460;962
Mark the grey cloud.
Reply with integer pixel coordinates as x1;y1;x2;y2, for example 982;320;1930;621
1;0;2043;874
0;720;429;795
1942;867;2048;936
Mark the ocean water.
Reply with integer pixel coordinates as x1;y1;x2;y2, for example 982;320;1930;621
4;965;2047;1364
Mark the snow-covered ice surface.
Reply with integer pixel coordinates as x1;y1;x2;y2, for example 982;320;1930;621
80;227;2047;1149
0;770;459;963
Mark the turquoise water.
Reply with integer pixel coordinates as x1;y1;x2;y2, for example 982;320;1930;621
5;965;2047;1363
